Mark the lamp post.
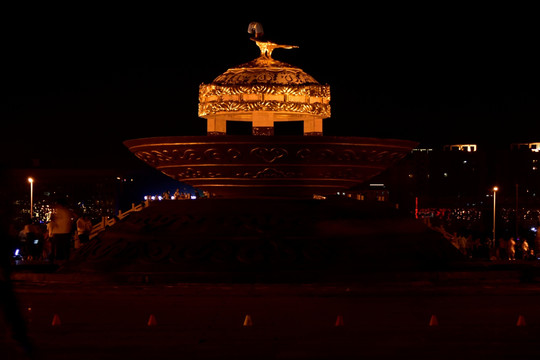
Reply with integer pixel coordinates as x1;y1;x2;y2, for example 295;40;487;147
28;177;34;219
492;186;498;244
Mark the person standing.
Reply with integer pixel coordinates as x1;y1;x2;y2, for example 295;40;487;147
507;237;516;260
521;239;530;260
48;198;74;264
76;214;93;246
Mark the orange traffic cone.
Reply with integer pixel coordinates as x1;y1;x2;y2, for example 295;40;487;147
147;314;157;326
52;313;61;326
243;314;253;327
516;315;527;327
26;306;32;324
335;315;344;327
429;315;439;327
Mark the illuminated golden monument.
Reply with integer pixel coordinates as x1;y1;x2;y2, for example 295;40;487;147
124;23;417;198
68;25;464;280
199;35;328;136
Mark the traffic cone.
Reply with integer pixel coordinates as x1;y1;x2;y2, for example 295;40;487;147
243;314;253;327
429;314;439;327
26;306;32;324
335;315;344;327
516;315;527;326
52;314;61;326
147;314;157;326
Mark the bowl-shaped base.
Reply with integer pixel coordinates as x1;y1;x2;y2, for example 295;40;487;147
124;136;418;198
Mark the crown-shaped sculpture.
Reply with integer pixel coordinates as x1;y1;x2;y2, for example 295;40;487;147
198;22;330;136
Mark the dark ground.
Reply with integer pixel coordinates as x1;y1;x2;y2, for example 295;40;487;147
4;274;540;359
2;200;538;359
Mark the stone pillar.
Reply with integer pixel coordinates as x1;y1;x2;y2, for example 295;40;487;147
303;117;323;136
252;111;274;136
207;115;227;135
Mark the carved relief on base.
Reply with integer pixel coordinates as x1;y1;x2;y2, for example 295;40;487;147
125;136;417;197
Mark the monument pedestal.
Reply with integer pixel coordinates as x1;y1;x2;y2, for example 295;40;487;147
63;199;463;282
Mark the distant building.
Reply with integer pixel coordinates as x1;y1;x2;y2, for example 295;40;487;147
368;142;540;240
510;142;540;152
375;142;540;210
443;144;478;152
335;183;390;202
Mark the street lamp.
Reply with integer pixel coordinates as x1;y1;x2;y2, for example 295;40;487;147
28;177;34;219
492;186;499;243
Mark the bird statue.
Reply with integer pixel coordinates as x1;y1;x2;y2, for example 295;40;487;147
247;22;298;58
247;22;265;40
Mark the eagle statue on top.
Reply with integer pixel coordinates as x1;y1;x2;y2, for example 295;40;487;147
247;22;298;58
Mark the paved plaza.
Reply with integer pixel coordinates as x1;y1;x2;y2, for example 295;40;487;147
4;276;540;359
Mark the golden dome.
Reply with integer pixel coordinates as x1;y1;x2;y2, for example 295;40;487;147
198;40;331;122
211;56;319;85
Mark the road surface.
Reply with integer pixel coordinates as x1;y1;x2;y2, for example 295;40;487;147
3;279;540;359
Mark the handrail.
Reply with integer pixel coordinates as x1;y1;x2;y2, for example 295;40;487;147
89;199;150;240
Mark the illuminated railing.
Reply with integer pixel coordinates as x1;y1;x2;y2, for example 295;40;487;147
89;194;202;240
89;199;150;240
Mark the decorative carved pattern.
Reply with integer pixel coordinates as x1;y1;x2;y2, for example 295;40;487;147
296;148;334;161
250;147;288;163
125;136;417;196
198;99;330;118
200;84;329;97
211;62;320;86
182;149;204;161
170;166;370;181
177;168;223;179
134;145;407;169
198;53;331;118
254;168;295;178
177;168;201;178
134;147;244;167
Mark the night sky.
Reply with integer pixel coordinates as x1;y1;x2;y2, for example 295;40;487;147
2;4;539;169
